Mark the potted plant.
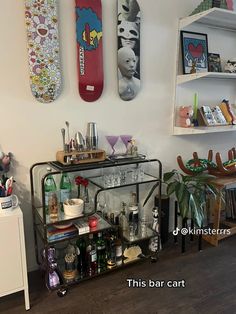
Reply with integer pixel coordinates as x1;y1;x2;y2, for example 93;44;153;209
163;169;221;228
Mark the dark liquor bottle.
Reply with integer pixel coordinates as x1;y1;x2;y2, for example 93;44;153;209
86;233;97;276
96;232;107;273
76;237;86;279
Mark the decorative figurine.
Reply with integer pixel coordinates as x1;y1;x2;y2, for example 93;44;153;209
41;247;63;290
148;207;160;262
63;244;77;283
178;106;193;128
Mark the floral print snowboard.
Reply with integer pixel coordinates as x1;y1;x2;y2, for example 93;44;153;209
24;0;62;103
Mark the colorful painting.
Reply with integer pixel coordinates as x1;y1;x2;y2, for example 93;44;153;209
75;0;103;102
181;31;209;75
24;0;62;103
117;0;141;101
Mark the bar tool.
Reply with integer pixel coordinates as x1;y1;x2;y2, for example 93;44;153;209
75;132;85;151
61;128;66;152
65;121;70;144
86;122;98;150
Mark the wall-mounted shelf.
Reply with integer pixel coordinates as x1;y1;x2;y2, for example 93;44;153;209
180;8;236;31
173;8;236;135
177;72;236;85
173;125;236;136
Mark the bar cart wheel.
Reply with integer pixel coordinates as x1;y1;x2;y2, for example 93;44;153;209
57;287;68;297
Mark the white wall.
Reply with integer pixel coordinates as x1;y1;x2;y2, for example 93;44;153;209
1;0;236;271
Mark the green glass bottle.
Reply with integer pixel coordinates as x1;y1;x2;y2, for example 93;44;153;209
44;168;57;215
60;173;72;210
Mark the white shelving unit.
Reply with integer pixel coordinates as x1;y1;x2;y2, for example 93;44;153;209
173;8;236;136
0;207;30;310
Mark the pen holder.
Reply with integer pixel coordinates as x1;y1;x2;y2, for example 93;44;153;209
0;194;18;211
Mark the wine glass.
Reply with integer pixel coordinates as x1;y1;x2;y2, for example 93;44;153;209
106;136;119;156
120;135;132;154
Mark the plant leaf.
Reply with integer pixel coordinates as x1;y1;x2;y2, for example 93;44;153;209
163;170;177;183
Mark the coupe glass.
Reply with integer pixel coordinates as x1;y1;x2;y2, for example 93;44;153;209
106;136;119;155
120;135;132;154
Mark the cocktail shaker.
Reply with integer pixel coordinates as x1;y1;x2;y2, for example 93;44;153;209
86;122;98;150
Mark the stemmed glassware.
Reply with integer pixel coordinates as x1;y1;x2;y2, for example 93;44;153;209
106;136;119;156
120;135;132;154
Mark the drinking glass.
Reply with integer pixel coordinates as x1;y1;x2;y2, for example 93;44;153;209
106;136;119;156
120;135;132;154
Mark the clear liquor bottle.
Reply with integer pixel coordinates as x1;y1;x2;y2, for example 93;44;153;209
119;202;129;234
60;173;72;210
44;168;57;215
128;192;139;235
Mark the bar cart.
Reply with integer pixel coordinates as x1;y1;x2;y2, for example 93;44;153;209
30;156;162;296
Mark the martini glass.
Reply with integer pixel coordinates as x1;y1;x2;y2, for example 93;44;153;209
106;136;119;156
120;135;132;154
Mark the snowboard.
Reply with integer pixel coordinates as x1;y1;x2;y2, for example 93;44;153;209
117;0;141;101
75;0;104;102
24;0;62;103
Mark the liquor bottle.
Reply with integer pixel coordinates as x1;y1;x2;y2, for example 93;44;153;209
44;168;57;214
115;237;123;266
107;233;116;269
60;173;72;210
76;237;86;279
119;202;129;233
128;192;139;235
96;232;107;274
86;233;97;276
48;192;59;221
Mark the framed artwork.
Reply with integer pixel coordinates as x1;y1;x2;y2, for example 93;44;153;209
181;31;209;74
208;53;222;72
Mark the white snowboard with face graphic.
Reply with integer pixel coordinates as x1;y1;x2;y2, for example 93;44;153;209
24;0;62;103
117;0;140;101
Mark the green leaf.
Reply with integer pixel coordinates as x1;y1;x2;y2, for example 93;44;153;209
167;181;178;196
179;190;190;218
175;182;186;203
163;170;177;183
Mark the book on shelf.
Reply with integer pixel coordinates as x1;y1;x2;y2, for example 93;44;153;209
47;225;78;241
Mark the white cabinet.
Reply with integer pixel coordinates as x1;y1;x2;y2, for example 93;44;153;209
0;207;30;311
173;8;236;135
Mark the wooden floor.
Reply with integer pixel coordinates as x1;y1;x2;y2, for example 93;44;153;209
1;236;236;314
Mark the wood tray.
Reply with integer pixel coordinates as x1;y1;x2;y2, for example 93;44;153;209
56;149;106;165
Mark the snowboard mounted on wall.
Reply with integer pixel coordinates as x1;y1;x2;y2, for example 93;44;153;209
117;0;141;101
24;0;62;103
75;0;104;102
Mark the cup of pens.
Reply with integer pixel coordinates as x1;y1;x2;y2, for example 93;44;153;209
0;176;18;211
